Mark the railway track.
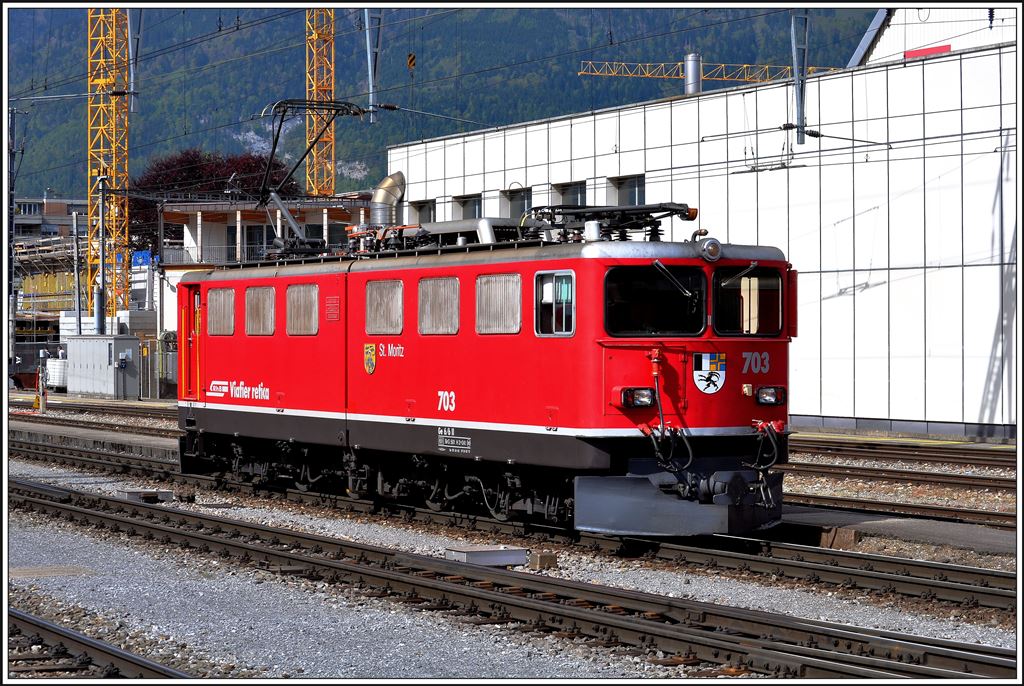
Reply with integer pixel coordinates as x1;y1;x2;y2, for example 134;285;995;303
779;462;1016;491
8;437;1016;611
8;608;193;679
9;478;1015;679
8;398;177;421
9;410;181;438
789;435;1017;468
784;493;1016;530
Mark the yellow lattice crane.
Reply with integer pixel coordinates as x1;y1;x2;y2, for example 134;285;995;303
87;8;130;314
579;60;839;83
306;9;335;196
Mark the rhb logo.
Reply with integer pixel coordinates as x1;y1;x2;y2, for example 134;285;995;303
208;380;229;397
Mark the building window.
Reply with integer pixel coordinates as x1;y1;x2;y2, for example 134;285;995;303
535;271;575;336
286;284;319;335
245;286;275;336
505;188;532;219
455;194;482;219
411;200;436;224
16;202;40;215
66;204;87;215
207;288;235;336
366;280;403;334
476;273;521;334
614;175;645;206
418;277;459;335
555;182;586;206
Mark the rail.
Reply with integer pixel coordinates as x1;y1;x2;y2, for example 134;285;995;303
8;608;193;678
9;478;1015;678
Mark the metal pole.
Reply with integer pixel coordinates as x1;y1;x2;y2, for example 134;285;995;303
9;107;25;368
73;212;82;335
791;11;809;145
97;174;108;335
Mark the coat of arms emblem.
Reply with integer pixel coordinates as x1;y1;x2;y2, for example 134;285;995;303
693;353;725;394
364;343;376;375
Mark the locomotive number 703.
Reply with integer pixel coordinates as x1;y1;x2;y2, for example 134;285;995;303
437;390;457;412
741;351;771;374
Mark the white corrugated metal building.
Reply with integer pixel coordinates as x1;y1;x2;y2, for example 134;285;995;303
387;8;1018;438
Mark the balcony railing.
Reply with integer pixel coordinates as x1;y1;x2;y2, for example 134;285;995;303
161;243;349;266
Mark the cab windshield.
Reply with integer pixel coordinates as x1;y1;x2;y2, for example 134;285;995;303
605;265;705;336
713;266;782;336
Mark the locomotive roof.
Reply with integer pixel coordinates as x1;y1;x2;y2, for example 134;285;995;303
178;240;788;283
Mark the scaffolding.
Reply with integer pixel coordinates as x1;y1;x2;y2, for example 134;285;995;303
578;60;839;83
305;9;335;196
87;8;130;313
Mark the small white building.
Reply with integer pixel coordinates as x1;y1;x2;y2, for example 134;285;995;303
386;9;1017;438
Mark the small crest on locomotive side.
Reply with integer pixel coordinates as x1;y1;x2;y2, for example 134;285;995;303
693;353;726;394
364;343;376;375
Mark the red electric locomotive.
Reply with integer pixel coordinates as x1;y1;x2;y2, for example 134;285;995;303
178;203;797;536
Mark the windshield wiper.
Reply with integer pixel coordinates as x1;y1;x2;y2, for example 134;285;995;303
652;259;694;299
721;260;759;288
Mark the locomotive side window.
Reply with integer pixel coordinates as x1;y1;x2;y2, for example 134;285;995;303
605;266;705;336
476;273;521;334
535;271;574;336
713;267;782;336
207;288;235;336
245;286;275;336
418;277;459;335
286;284;319;336
366;280;404;335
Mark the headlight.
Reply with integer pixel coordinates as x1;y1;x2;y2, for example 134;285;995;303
756;386;786;405
700;238;722;262
621;387;655;407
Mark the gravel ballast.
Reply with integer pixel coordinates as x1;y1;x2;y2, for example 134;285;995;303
8;457;1015;651
9;513;708;679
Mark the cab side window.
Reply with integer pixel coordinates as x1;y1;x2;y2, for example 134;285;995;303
535;271;574;336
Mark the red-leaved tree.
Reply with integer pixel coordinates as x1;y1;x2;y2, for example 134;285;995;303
128;148;299;252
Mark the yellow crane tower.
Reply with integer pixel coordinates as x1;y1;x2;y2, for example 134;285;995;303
86;8;130;314
306;9;335;196
579;60;839;83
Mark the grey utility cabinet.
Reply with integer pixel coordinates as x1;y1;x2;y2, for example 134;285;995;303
65;335;141;400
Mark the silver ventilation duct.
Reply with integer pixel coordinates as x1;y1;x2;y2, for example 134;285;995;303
370;171;406;226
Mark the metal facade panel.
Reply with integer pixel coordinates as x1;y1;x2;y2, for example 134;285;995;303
820;271;855;417
788;273;821;417
571;115;594;160
444;138;464;180
888;268;925;420
963;264;1007;426
853;278;889;419
484;131;505;173
925;266;964;422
